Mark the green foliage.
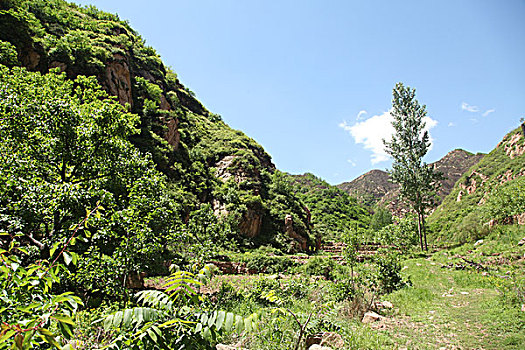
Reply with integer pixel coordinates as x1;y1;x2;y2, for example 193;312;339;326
244;254;295;274
369;206;393;232
327;279;358;302
174;204;237;265
0;237;82;349
384;82;442;251
299;256;337;280
287;173;371;241
0;40;17;66
429;126;525;243
0;65;181;299
374;249;410;294
102;267;259;349
376;216;419;254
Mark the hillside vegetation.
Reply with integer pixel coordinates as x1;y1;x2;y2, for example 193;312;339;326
0;0;318;254
429;127;525;244
1;1;523;349
287;173;370;241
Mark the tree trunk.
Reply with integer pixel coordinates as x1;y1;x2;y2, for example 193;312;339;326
417;213;423;251
422;215;428;251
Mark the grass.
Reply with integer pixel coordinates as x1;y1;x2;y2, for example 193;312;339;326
382;242;524;349
206;226;525;349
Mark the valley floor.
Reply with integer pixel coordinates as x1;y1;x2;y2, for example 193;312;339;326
378;256;524;349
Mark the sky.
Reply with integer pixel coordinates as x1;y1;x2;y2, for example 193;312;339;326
74;0;525;184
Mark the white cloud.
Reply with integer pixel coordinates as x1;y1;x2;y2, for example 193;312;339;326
482;108;495;117
461;102;479;113
356;110;367;120
347;159;356;167
340;111;438;165
448;122;456;127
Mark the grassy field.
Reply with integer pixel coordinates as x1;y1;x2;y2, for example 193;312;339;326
185;226;525;349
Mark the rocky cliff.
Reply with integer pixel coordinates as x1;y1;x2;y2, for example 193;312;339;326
337;149;485;214
0;0;312;250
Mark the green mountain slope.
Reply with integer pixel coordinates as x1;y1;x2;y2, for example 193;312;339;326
287;173;370;241
0;0;314;250
428;126;525;243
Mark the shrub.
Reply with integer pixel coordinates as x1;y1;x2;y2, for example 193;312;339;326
374;249;410;294
376;216;419;253
245;254;295;274
300;256;337;280
328;280;358;302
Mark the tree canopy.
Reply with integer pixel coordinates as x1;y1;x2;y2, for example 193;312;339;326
383;83;442;251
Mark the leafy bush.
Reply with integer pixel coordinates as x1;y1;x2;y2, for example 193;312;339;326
376;216;419;253
102;267;259;349
0;237;82;349
245;254;295;274
299;256;337;280
374;249;410;294
328;280;358;302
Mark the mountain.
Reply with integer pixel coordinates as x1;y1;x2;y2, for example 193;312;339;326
0;0;313;251
286;173;370;241
337;149;485;214
337;169;395;206
428;126;525;243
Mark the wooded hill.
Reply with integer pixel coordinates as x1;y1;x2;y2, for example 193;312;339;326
428;126;525;243
0;0;365;256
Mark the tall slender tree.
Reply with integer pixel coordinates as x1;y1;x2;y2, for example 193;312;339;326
383;83;442;251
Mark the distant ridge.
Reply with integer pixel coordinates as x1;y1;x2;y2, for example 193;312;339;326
337;149;485;212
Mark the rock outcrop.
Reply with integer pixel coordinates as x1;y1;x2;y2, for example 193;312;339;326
285;214;308;251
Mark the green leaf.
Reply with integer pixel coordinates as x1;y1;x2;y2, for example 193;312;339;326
215;310;225;331
207;311;217;328
112;311;123;328
195;322;202;333
49;242;60;258
235;315;244;333
224;312;234;332
244;317;252;332
146;328;157;342
0;330;15;344
53;314;75;326
123;309;133;328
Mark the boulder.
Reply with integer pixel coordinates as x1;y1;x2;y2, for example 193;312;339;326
308;345;332;350
216;344;247;350
362;311;385;323
377;300;394;309
306;332;343;348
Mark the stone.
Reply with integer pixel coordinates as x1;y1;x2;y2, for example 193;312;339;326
377;300;394;309
362;311;385;323
474;239;484;246
308;345;332;350
216;344;247;350
306;332;343;349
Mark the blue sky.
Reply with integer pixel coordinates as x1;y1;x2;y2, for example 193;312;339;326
74;0;525;184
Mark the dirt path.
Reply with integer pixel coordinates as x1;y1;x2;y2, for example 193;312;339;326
373;259;524;349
